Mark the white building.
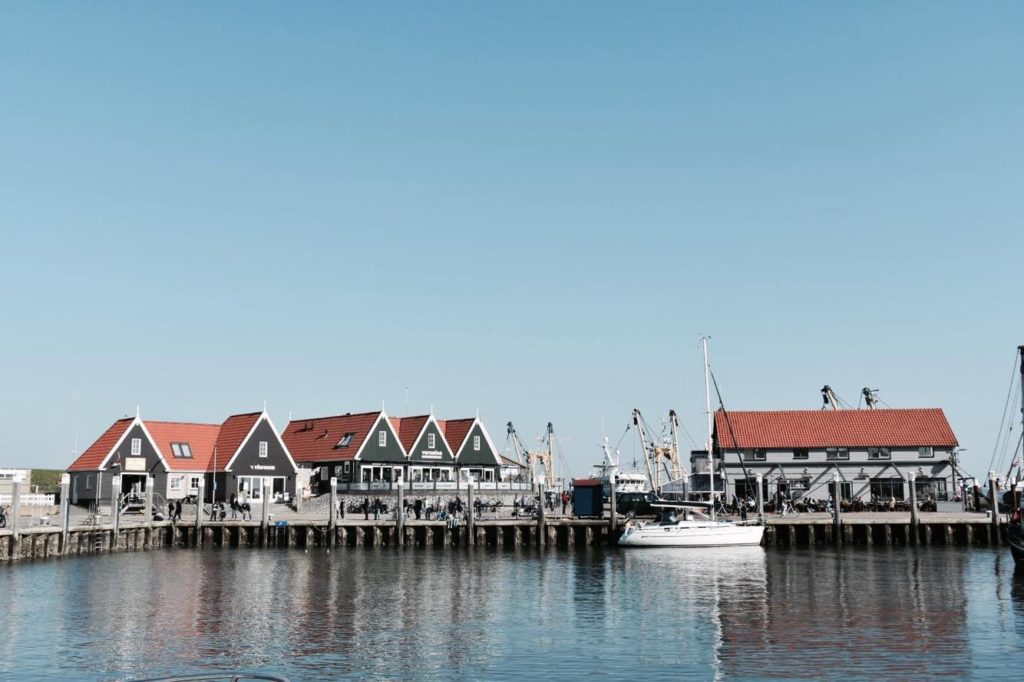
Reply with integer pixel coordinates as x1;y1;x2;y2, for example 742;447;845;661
691;408;961;506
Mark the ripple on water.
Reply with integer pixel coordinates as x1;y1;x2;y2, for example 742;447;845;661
1;545;1023;680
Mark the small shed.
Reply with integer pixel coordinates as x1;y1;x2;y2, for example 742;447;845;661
573;478;604;517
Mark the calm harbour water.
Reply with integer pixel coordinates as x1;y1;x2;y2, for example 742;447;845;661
2;545;1023;681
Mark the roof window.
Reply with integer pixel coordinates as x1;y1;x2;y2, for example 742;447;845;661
171;442;193;458
336;432;356;448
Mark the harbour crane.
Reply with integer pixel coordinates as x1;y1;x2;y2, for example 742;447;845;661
632;409;685;492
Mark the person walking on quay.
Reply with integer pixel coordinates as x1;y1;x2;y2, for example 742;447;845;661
172;500;183;523
339;498;345;519
373;497;381;520
561;490;570;515
363;497;369;520
414;498;422;520
230;494;238;520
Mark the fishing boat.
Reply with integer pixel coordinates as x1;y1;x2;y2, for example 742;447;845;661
1006;345;1024;566
618;500;765;547
593;436;651;496
618;338;765;548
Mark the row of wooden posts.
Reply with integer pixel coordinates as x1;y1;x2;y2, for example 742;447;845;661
0;472;1013;561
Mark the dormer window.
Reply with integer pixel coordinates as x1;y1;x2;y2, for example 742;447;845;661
171;442;193;458
336;432;356;448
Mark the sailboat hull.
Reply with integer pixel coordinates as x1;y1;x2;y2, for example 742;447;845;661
618;521;765;548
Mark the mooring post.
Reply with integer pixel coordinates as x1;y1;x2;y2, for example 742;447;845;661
144;476;154;528
396;479;405;545
909;471;919;543
832;473;842;544
466;481;474;547
111;475;122;549
609;474;618;533
60;473;70;554
755;474;764;523
195;478;205;545
538;483;547;548
10;477;22;550
261;480;271;545
989;472;1000;532
329;476;338;548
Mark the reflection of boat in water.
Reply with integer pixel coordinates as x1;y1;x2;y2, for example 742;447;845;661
618;501;765;547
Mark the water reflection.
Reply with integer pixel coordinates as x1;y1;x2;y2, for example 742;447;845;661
0;546;1021;681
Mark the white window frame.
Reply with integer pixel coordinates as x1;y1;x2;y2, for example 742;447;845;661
259;441;268;458
919;446;935;458
474;436;481;451
378;430;387;447
428;433;436;449
189;476;201;491
131;438;141;456
86;475;93;490
169;476;183;491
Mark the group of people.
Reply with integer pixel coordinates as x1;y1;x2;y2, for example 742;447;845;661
228;494;253;520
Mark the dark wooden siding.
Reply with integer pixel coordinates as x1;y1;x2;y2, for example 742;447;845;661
456;424;498;465
408;421;454;464
357;417;407;463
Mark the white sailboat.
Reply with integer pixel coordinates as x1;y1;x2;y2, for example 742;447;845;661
619;338;765;548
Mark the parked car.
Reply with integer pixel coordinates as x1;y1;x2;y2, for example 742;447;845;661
616;492;660;518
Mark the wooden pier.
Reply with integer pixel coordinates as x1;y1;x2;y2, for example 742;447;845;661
0;512;1011;561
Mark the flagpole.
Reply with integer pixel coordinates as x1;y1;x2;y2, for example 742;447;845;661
212;444;217;506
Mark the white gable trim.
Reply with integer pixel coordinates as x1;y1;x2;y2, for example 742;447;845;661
223;412;301;473
408;415;454;461
353;411;405;461
98;417;169;473
454;418;502;465
222;413;264;472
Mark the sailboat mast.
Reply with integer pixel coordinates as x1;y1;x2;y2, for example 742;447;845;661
703;337;716;519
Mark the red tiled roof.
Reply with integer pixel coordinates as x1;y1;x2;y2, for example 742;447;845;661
714;408;959;450
213;412;262;472
394;415;429;452
440;418;475;456
146;421;222;471
282;411;382;463
67;418;133;472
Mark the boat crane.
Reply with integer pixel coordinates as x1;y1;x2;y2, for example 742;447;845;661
821;385;840;410
506;421;561;489
632;409;685;493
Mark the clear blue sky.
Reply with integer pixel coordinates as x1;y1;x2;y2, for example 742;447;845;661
2;3;1022;477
